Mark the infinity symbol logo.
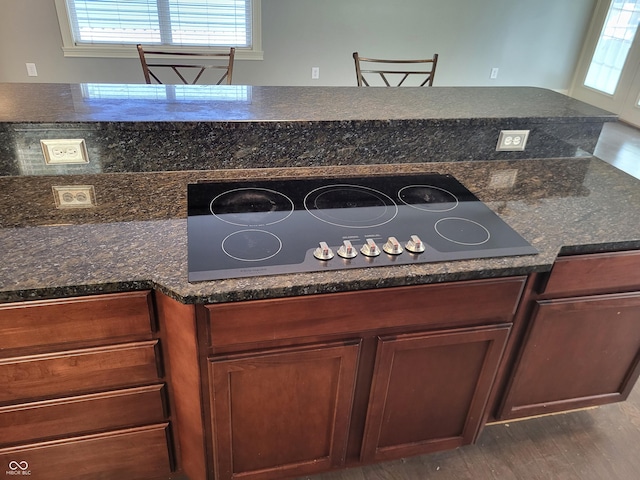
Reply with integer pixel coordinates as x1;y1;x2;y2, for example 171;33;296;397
8;461;29;471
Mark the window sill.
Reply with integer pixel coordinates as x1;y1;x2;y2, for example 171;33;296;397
61;45;263;60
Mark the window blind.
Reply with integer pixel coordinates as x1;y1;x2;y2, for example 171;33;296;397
65;0;252;47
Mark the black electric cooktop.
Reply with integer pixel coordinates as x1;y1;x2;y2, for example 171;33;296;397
187;173;537;282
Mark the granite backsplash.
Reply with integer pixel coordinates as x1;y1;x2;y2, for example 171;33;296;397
0;84;616;230
2;118;605;178
0;84;615;179
0;158;590;228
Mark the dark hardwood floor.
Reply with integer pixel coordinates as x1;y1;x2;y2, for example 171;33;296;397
296;122;640;480
296;370;640;480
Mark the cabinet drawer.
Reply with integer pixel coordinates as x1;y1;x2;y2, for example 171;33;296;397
205;277;525;350
0;291;155;353
542;250;640;297
0;424;172;480
0;341;161;404
0;384;167;446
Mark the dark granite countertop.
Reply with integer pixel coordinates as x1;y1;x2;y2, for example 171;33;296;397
1;157;639;305
0;85;615;177
0;84;615;124
0;84;632;304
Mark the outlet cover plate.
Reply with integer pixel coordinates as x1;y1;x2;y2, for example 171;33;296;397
496;130;530;151
52;185;96;209
41;139;89;165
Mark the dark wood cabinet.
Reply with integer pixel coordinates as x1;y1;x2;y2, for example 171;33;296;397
498;251;640;420
0;290;156;352
158;276;526;480
0;385;167;446
4;250;640;479
361;325;510;463
0;291;174;479
0;340;162;403
209;342;360;480
0;424;172;480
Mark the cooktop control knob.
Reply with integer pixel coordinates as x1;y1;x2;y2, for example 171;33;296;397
337;240;358;259
313;242;334;260
383;236;404;255
405;235;426;253
360;238;381;257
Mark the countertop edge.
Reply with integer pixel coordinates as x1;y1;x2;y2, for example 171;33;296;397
157;262;554;305
5;238;640;306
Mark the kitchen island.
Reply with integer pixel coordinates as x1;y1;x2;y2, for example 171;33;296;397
1;84;639;480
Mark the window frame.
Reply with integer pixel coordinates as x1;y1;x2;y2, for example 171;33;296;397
54;0;263;60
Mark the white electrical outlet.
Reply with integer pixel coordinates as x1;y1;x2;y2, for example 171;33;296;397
52;185;96;209
41;139;89;165
496;130;530;151
26;63;38;77
490;67;499;79
312;67;320;79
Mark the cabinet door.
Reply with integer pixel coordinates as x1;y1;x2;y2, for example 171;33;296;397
361;325;510;463
209;341;360;480
499;292;640;420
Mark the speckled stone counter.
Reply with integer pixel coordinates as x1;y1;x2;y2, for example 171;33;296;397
1;157;639;304
0;84;615;177
0;83;633;304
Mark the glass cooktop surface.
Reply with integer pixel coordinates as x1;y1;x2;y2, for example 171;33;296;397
187;174;537;282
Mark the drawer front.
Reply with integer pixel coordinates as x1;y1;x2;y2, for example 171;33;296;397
0;291;155;353
0;341;161;404
0;424;172;480
206;277;526;350
543;250;640;298
0;384;167;446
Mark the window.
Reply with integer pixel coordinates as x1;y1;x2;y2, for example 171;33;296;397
55;0;262;59
80;83;251;102
584;0;640;95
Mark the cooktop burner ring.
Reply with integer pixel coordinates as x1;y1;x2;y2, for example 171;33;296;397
434;217;491;246
303;184;398;228
210;187;294;227
398;185;459;212
221;229;283;262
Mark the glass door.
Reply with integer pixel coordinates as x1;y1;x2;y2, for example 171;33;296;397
619;55;640;125
570;0;640;127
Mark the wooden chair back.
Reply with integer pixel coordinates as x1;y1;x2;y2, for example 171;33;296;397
137;45;235;85
353;52;439;87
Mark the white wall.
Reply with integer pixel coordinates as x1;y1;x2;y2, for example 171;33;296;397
0;0;596;89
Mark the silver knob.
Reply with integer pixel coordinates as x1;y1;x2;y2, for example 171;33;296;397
383;236;403;255
360;238;381;257
313;242;334;260
405;235;425;253
337;240;358;259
